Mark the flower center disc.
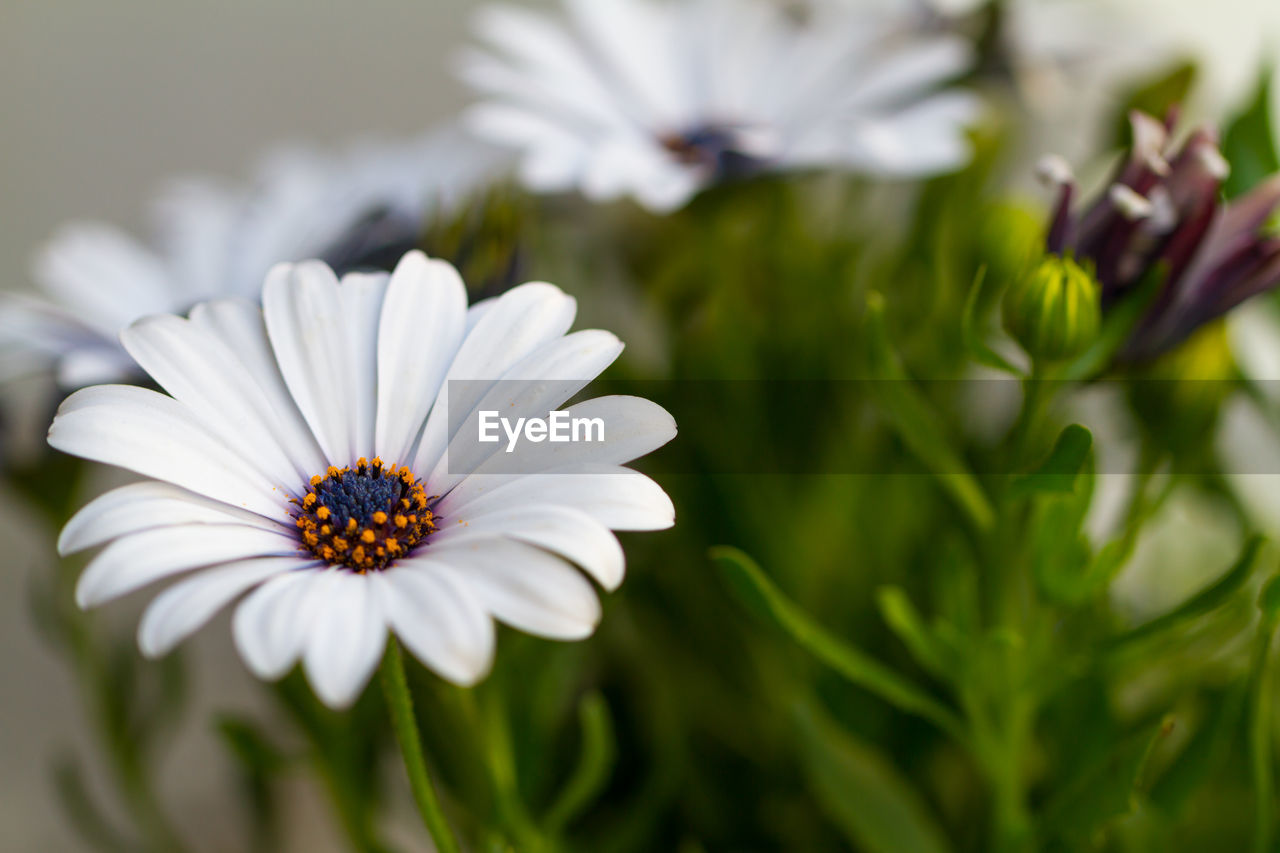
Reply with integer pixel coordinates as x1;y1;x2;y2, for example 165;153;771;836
658;125;764;178
294;457;434;572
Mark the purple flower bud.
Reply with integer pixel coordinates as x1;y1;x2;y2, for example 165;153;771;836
1042;110;1280;361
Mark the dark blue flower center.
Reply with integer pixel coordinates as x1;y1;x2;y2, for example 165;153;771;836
659;125;768;180
294;458;435;572
322;205;422;276
314;468;406;529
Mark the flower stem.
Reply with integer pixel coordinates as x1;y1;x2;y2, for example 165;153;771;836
380;637;461;853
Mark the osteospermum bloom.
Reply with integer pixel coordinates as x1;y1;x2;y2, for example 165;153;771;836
460;0;982;212
1;125;506;389
1040;110;1280;361
49;251;676;707
923;0;1150;108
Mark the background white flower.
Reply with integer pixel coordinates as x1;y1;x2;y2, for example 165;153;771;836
49;251;676;708
1;125;510;390
460;0;983;212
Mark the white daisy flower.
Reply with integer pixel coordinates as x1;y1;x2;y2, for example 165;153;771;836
944;0;1150;107
48;251;676;708
460;0;983;213
1;125;509;390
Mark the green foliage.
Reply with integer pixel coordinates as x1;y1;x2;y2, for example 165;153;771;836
1223;69;1280;200
865;293;995;531
711;546;965;740
1009;423;1092;497
1110;61;1198;148
543;691;617;834
795;701;953;853
1040;717;1173;848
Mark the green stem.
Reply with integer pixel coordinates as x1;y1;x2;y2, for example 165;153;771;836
1010;368;1054;470
1250;614;1278;853
456;687;549;850
380;638;461;853
991;704;1034;853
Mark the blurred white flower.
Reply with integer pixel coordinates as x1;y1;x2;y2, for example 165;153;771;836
460;0;982;213
50;251;676;708
921;0;1156;112
1;125;509;390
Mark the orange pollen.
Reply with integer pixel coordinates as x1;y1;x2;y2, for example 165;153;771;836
292;461;436;572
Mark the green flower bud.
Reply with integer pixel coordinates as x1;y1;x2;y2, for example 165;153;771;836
1003;255;1101;363
977;201;1045;294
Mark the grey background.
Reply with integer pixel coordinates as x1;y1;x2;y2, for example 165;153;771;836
3;0;1280;850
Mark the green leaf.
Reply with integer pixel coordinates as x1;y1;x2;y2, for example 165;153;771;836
962;266;1025;376
1041;717;1174;846
1249;575;1280;852
543;690;617;833
217;716;288;853
1223;69;1280;200
52;755;134;853
1010;424;1092;497
1030;523;1094;606
794;701;953;853
865;293;995;531
1150;685;1247;815
876;586;952;678
1109;536;1265;650
1020;440;1108;606
712;547;966;740
1110;61;1197;149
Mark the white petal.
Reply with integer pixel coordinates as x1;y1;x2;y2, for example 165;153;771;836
412;538;600;640
630;164;703;214
150;178;244;303
412;281;576;474
338;271;389;459
458;52;631;136
471;4;639;130
56;347;140;388
60;481;288;555
442;395;676;485
263;262;387;467
433;504;625;590
465;296;497;334
812;91;982;176
302;571;387;708
188;298;328;477
32;223;173;338
437;464;674;532
373;567;495;686
841;38;974;112
233;570;322;680
428;328;623;490
121;314;311;490
76;524;298;608
137;557;301;657
564;0;688;127
374;252;468;464
48;385;288;518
